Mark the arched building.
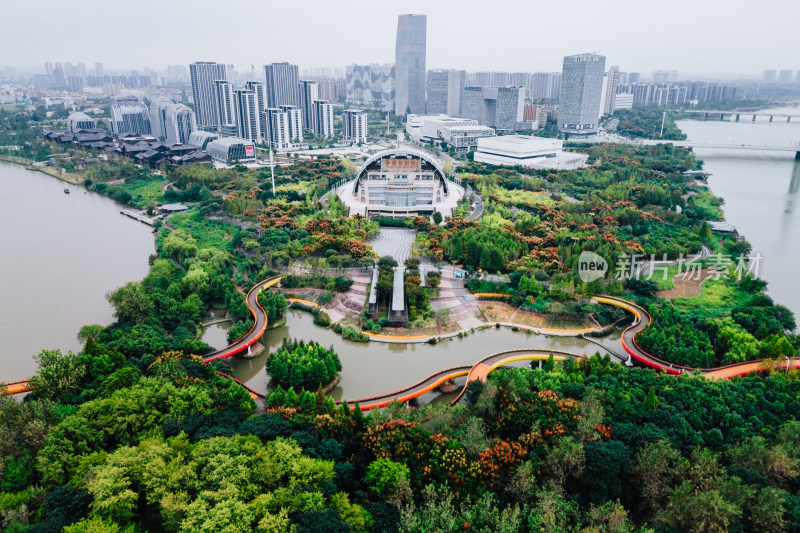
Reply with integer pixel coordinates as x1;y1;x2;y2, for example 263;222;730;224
337;148;464;218
67;112;96;133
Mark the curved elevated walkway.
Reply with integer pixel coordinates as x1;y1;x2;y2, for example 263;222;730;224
203;276;282;363
593;295;800;378
5;279;797;404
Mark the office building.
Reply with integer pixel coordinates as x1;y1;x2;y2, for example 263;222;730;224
559;53;606;135
339;148;464;217
164;104;196;145
264;62;300;108
426;69;466;116
213;80;237;133
763;70;777;82
395;14;427;115
207;137;256;164
603;66;620;116
299;80;320;131
312;100;335;137
461;86;527;131
343;109;369;144
109;95;151;136
406;114;495;154
474;135;587;169
233;88;262;142
67;112;96;134
189;62;227;129
265;106;304;150
149;96;174;140
346;64;395;108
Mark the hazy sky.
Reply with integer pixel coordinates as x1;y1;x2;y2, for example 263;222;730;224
2;0;798;77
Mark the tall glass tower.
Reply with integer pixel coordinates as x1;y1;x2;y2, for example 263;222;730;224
558;53;606;135
394;14;427;116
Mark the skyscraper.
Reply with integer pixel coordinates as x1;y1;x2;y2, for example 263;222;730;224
394;14;427;116
426;69;466;116
264;62;300;108
213;80;237;132
312;100;335;137
190;62;227;129
299;80;320;131
233;88;262;142
245;81;268;141
164;104;196;145
603;66;620;116
559;53;606;135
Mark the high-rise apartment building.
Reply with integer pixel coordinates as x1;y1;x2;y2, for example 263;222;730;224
213;80;237;133
342;109;368;144
603;66;620;116
559;53;606;135
164;104;196;145
94;62;104;78
763;70;777;82
264;62;300;108
245;81;268;141
653;70;678;83
233;88;262;142
530;73;561;99
460;86;526;131
627;72;640;84
299;80;320;131
312;100;335;137
778;70;794;83
426;69;466;116
395;14;427;115
265;106;303;150
190;62;227;130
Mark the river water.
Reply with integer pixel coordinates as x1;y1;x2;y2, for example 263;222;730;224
224;310;618;400
0;163;155;382
676;113;800;316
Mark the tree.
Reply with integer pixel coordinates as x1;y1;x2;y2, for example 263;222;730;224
29;349;87;403
107;282;154;325
432;211;443;225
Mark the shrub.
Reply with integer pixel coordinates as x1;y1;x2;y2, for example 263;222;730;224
341;325;369;343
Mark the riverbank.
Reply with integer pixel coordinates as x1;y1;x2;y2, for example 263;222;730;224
0;154;84;185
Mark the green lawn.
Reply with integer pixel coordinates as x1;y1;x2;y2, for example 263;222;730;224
121;177;166;207
672;278;749;319
168;210;241;249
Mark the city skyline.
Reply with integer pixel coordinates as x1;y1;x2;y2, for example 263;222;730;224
2;0;799;78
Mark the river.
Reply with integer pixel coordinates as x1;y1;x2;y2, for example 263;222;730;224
676;113;800;317
0;162;155;381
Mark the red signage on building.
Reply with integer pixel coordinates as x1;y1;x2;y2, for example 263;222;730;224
245;146;254;156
